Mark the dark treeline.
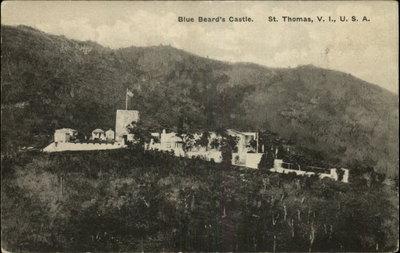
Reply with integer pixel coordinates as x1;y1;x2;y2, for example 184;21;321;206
2;148;398;252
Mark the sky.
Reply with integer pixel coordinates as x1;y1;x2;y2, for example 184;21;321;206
2;1;398;93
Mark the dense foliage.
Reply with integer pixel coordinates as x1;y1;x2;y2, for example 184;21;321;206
1;149;398;252
1;25;398;177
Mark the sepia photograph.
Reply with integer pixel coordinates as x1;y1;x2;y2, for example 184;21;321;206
1;1;398;252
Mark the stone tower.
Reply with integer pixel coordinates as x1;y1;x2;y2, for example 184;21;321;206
115;109;139;142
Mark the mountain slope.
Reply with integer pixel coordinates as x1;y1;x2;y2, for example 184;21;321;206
1;25;398;176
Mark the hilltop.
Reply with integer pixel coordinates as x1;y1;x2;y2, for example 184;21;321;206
1;25;398;176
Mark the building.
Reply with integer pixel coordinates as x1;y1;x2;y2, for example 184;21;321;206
105;129;115;141
148;129;185;156
44;127;125;152
54;128;77;143
226;129;258;154
151;132;160;140
160;129;183;150
115;110;139;142
92;129;106;140
227;129;258;166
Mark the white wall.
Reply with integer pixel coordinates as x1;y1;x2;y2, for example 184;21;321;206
231;152;263;168
54;132;70;142
342;169;349;183
43;142;126;152
271;159;349;183
186;150;222;163
106;130;115;141
245;153;263;169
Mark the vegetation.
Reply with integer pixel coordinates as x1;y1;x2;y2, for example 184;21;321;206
1;148;398;252
180;133;195;152
1;25;398;177
258;150;275;170
195;131;210;150
127;121;152;146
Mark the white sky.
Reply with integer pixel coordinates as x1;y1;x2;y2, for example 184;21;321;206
1;1;398;93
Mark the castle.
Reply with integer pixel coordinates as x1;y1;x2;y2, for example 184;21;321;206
42;109;139;152
42;94;349;183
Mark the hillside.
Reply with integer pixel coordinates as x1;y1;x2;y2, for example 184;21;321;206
1;149;398;252
1;25;398;176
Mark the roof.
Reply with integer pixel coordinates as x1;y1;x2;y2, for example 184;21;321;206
171;136;183;142
227;129;256;137
55;128;77;133
92;129;104;133
105;129;114;133
161;131;183;142
241;132;257;136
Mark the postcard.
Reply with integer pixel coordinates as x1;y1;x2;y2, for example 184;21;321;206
1;1;398;252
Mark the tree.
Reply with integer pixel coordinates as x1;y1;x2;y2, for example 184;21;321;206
210;138;220;150
258;149;275;170
127;121;152;147
266;150;275;169
220;135;238;166
276;146;288;160
195;131;210;150
258;130;280;152
248;139;257;152
181;133;195;152
337;168;345;182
